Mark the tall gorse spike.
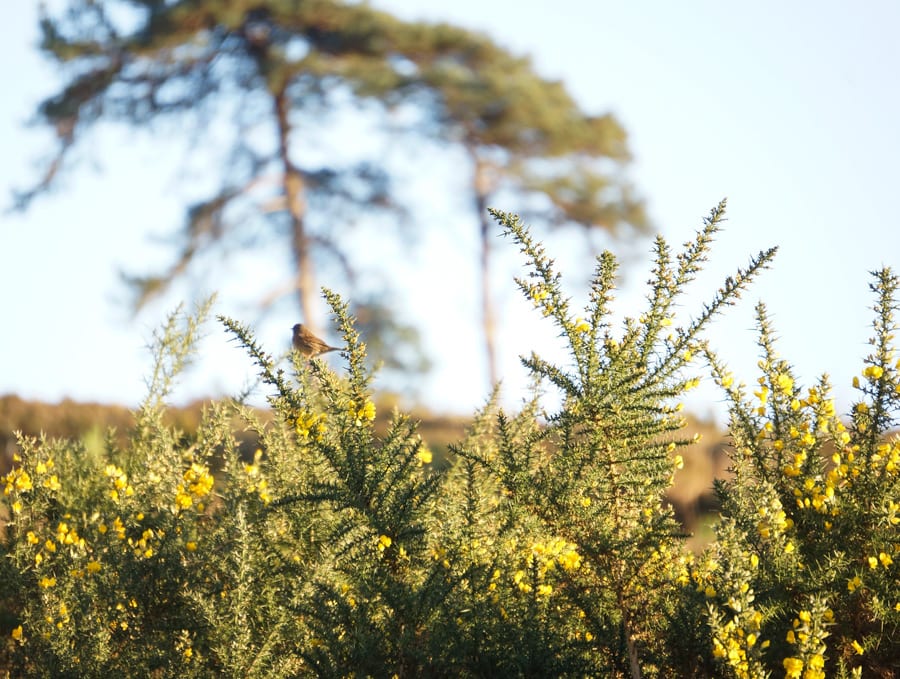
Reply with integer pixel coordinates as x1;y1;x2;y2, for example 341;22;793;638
219;313;299;412
476;202;775;676
144;295;215;408
855;267;900;443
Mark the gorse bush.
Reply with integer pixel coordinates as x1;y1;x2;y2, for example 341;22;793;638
2;202;898;677
701;273;900;679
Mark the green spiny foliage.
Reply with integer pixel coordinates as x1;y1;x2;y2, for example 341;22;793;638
701;272;900;678
219;293;454;676
449;203;776;676
3;203;899;678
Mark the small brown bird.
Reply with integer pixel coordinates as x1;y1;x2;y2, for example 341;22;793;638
292;323;340;358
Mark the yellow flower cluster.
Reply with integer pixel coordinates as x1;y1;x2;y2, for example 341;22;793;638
782;606;832;679
887;499;900;526
348;400;376;426
242;450;271;505
127;526;161;560
295;411;327;440
98;513;162;561
99;515;127;541
54;521;86;551
756;499;793;541
528;284;550;306
3;458;43;515
711;613;765;679
776;373;794;396
431;545;450;569
105;465;134;503
30;600;72;633
792;472;837;517
867;551;891;569
416;444;433;466
4;466;33;495
531;538;582;573
687;553;719;598
748;381;872;535
511;569;535;594
779;423;822;477
4;455;64;502
527;284;557;317
862;365;884;381
706;549;770;678
175;462;214;511
870;439;900;475
109;598;138;632
509;539;583;596
754;383;769;415
781;419;900;537
27;513;99;574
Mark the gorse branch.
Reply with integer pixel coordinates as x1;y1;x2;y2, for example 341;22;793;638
491;201;776;415
219;314;298;412
856;267;900;444
144;295;215;408
676;198;726;285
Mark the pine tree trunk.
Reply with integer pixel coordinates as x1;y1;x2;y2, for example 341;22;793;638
274;88;317;332
474;157;498;388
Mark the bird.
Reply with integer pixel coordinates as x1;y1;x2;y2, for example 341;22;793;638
292;323;340;358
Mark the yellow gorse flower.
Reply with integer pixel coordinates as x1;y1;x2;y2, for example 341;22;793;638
782;657;803;678
348;400;376;425
3;467;33;495
528;285;550;305
863;365;884;380
776;373;794;395
296;412;327;440
185;463;214;496
174;462;214;511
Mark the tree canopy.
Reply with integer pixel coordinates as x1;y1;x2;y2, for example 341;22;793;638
20;0;648;388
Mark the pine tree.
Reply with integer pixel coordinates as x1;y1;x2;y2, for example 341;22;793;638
19;0;647;384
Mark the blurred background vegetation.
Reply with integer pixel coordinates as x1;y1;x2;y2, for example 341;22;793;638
0;394;727;545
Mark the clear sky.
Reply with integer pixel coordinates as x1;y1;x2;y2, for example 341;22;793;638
2;1;900;422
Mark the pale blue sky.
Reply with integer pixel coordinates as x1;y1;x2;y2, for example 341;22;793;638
2;1;900;421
